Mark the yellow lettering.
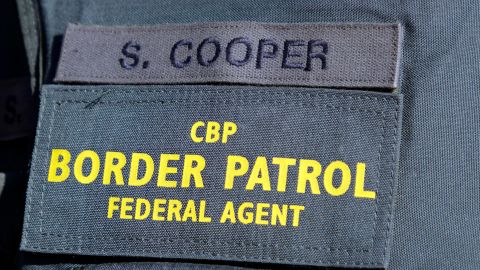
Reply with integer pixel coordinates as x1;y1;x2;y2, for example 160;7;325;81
182;200;197;222
219;201;236;224
107;196;120;218
181;154;205;188
190;121;205;143
134;198;150;220
246;156;271;191
103;151;126;185
354;163;376;199
47;149;71;182
198;200;212;223
152;199;166;221
119;197;134;219
271;204;288;226
224;155;249;189
255;203;270;225
167;199;182;221
157;154;179;188
74;150;100;184
128;153;154;186
297;159;321;194
205;121;221;143
289;205;305;227
237;202;254;224
324;160;351;196
272;157;296;192
221;121;237;143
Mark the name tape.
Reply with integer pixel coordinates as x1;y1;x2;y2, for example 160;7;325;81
55;22;402;88
22;85;402;268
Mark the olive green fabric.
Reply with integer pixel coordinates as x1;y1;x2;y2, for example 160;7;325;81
12;0;480;269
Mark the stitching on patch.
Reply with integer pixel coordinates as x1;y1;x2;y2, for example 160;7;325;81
39;232;370;253
54;99;386;116
24;245;383;267
22;89;50;247
70;23;397;32
33;97;392;254
382;103;401;261
389;25;399;86
51;87;399;102
58;74;395;83
39;103;57;234
35;100;386;253
369;113;387;245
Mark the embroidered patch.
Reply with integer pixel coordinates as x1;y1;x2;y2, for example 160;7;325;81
22;84;402;268
55;22;402;89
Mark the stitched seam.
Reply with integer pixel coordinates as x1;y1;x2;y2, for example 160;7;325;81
22;89;49;246
39;232;369;253
38;104;57;234
58;74;395;83
54;99;385;115
23;245;382;267
35;99;389;253
53;99;390;248
57;24;398;84
382;104;400;261
51;87;399;103
370;114;387;244
70;24;397;32
36;98;386;253
389;25;399;86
